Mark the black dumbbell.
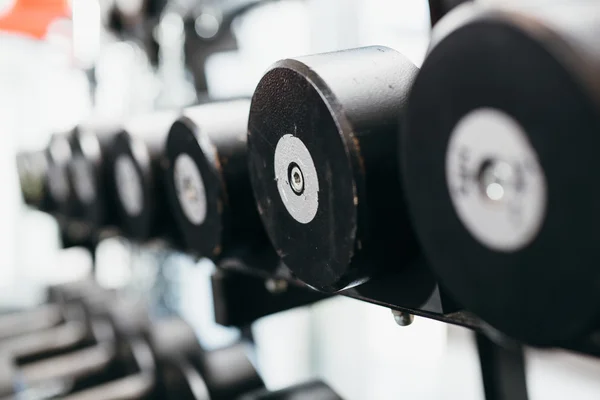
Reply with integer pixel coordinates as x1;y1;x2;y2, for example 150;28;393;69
247;46;420;292
59;336;157;400
55;296;158;400
88;300;263;400
21;133;96;248
61;315;263;400
0;290;154;398
402;1;600;344
0;310;113;397
109;111;180;243
164;100;277;267
12;315;117;397
149;317;264;400
67;125;121;235
0;281;108;363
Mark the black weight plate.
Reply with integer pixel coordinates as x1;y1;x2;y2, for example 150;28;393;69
249;47;421;292
165;117;225;258
248;63;359;292
110;130;154;240
403;19;600;344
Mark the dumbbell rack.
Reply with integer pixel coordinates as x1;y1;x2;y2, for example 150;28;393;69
13;1;600;398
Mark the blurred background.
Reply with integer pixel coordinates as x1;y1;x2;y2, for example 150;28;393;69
2;0;600;399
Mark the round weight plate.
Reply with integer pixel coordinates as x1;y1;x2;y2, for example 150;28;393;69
165;118;224;258
248;64;359;292
403;18;600;344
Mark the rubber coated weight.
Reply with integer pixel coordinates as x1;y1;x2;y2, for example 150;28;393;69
165;100;272;262
248;46;420;292
68;126;120;233
402;2;600;344
110;111;179;242
149;318;263;400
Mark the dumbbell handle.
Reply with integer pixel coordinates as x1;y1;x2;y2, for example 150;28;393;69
63;338;156;400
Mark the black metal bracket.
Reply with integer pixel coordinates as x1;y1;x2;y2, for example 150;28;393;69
476;333;529;400
211;268;329;328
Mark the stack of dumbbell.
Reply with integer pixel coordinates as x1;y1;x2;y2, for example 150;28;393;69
0;280;341;400
16;0;600;366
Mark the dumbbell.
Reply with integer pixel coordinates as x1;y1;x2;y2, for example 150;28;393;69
247;46;420;292
0;280;121;368
53;297;159;400
0;290;259;399
239;380;342;400
11;295;154;400
80;296;263;400
9;315;118;398
0;279;106;346
64;315;262;400
149;317;264;400
19;133;96;248
67;125;120;235
57;336;157;400
164;100;276;266
0;309;115;397
402;1;600;344
0;288;154;398
110;111;180;243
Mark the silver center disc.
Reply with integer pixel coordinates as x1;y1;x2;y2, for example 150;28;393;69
446;108;547;252
173;153;207;225
115;155;144;217
274;134;319;224
71;156;96;205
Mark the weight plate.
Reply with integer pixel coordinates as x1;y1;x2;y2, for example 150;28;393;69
403;16;600;344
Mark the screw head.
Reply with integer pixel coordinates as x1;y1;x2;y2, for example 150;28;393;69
391;310;414;326
265;279;288;294
288;163;305;195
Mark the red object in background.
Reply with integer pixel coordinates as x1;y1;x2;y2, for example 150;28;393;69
0;0;71;39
